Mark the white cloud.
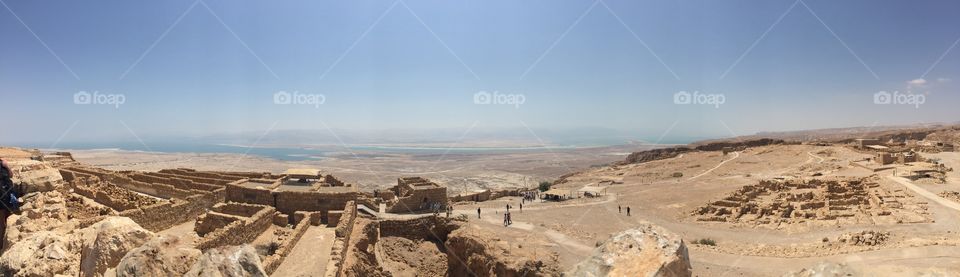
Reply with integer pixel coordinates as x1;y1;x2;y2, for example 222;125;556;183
907;78;928;89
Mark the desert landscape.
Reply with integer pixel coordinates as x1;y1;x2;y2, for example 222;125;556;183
2;125;960;276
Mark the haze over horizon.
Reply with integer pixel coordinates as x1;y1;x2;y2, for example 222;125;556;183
2;0;958;146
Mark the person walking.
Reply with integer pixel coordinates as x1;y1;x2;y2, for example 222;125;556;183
519;202;523;213
477;207;481;219
627;206;631;216
618;205;622;214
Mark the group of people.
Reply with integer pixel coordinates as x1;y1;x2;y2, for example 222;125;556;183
618;204;631;216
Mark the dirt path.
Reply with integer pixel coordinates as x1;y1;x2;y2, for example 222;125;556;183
887;176;960;211
688;151;740;180
271;226;336;277
807;151;825;163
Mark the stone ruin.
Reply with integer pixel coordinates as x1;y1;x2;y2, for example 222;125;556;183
380;177;448;213
692;177;931;228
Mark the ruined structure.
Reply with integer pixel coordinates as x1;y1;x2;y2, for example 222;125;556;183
384;177;448;213
692;177;930;228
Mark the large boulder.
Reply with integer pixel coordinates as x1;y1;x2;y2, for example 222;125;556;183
0;216;153;277
569;223;692;277
7;159;64;193
79;217;154;277
116;235;201;277
0;230;83;277
185;245;267;277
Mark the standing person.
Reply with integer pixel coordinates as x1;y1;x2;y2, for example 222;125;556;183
503;213;509;226
0;158;19;250
627;206;631;216
519;202;523;213
477;207;481;219
618;205;622;214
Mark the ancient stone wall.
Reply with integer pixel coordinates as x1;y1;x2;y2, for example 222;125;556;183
380;216;459;243
274;190;358;216
195;203;278;250
225;183;275;206
325;201;357;277
263;213;312;274
388;186;447;213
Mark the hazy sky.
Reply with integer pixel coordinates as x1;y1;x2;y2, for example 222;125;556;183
1;0;958;145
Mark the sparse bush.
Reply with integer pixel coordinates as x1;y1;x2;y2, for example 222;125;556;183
671;172;683;178
538;181;552;192
693;238;716;246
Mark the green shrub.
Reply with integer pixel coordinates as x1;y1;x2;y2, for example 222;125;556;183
538;181;552;192
693;238;716;246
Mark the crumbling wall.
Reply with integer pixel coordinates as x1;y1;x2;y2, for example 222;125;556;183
338;218;388;277
388;186;447;213
324;201;357;277
379;216;460;243
274;191;358;216
225;183;275;206
195;203;278;250
263;212;313;274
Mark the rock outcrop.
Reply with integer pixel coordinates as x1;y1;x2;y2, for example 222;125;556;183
1;216;153;277
185;245;268;277
0;230;83;276
621;138;785;165
623;147;693;165
116;235;202;277
569;223;692;277
445;225;561;277
79;217;155;277
784;262;861;277
7;159;64;193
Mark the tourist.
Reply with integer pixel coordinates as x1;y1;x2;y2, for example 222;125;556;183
477;207;481;219
519;202;522;213
504;213;509;226
0;159;18;249
618;205;622;213
627;206;631;216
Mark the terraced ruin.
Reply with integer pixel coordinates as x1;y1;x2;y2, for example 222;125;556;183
691;177;931;228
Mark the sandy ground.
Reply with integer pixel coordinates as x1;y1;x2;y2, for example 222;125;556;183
450;144;960;275
271;226;336;277
66;145;636;194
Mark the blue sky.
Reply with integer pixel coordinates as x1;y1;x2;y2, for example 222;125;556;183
1;0;958;145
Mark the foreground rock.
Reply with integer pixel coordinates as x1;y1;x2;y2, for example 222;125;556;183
445;225;561;277
0;230;83;276
185;245;267;277
116;235;201;277
7;159;64;193
1;216;152;277
79;217;154;277
569;223;692;277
